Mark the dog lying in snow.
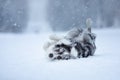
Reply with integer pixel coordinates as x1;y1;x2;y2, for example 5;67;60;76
43;18;96;60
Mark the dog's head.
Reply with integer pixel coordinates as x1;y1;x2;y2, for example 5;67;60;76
47;39;72;60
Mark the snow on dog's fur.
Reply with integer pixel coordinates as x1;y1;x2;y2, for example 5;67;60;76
43;18;96;60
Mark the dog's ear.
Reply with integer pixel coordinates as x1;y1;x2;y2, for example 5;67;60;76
49;34;63;42
86;18;92;33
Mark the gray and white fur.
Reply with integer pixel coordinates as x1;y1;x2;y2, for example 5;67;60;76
43;18;96;60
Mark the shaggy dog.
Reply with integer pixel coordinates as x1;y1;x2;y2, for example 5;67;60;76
43;18;96;60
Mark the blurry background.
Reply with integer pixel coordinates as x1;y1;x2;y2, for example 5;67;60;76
0;1;120;80
0;0;28;33
0;0;120;33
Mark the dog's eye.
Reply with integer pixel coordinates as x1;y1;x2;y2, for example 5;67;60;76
58;52;63;55
55;44;61;47
54;48;60;52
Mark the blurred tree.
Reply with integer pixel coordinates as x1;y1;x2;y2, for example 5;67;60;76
47;0;120;31
47;0;99;31
0;0;28;33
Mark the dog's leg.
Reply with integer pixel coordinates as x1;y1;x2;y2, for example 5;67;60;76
74;42;84;58
82;47;90;58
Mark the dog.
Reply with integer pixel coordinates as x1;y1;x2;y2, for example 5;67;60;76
43;18;96;60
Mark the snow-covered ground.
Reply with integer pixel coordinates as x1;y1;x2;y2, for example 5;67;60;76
0;29;120;80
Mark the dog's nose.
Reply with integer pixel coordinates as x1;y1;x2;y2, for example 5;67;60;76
49;53;54;58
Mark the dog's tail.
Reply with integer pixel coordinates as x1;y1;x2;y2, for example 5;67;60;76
86;18;93;33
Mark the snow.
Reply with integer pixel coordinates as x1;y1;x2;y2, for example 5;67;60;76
0;29;120;80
